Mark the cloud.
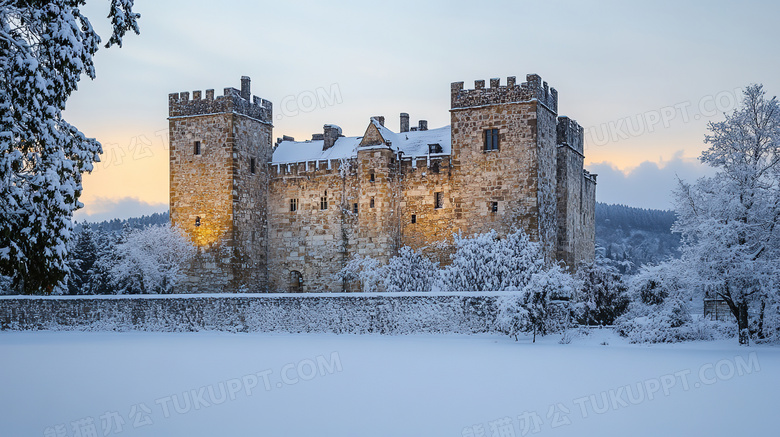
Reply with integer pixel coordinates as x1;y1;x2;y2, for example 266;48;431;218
73;197;168;223
588;152;715;210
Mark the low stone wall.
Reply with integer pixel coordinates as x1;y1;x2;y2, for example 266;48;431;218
0;293;505;334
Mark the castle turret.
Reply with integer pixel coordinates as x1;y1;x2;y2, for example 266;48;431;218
449;74;561;259
169;76;273;292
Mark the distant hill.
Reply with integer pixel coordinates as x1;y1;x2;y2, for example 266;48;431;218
595;202;680;271
76;211;170;233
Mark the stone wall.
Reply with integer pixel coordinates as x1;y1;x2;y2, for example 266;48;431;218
398;156;455;266
266;150;459;292
267;160;353;292
0;294;502;334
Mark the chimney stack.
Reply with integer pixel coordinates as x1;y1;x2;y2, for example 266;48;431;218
323;124;342;150
371;116;385;127
418;120;428;131
240;76;251;100
400;113;410;133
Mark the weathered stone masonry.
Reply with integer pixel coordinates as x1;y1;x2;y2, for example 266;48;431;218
169;74;596;292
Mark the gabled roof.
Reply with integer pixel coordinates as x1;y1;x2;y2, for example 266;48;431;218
272;119;451;164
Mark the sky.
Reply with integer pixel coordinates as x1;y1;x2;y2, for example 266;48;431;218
65;0;780;221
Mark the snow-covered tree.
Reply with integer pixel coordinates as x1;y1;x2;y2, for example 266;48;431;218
334;254;383;293
88;224;119;294
66;224;98;294
497;264;577;341
0;1;140;294
441;229;545;292
109;224;194;294
382;246;439;292
573;259;629;326
674;84;780;345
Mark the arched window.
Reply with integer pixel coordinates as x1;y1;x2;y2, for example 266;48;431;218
289;270;303;293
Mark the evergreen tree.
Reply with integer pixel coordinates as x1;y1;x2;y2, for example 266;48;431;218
0;1;140;294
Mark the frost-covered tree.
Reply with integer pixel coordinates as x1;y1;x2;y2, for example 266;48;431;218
441;229;545;292
0;1;140;294
674;84;780;345
498;265;577;342
573;259;629;326
334;254;383;293
615;259;734;343
66;223;98;294
382;246;439;292
109;224;194;294
87;224;119;294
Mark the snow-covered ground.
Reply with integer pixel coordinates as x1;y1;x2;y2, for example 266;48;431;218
1;330;776;436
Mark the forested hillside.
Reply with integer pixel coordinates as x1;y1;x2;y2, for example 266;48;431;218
595;202;680;270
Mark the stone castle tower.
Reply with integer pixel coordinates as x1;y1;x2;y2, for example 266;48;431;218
169;74;596;293
168;77;272;292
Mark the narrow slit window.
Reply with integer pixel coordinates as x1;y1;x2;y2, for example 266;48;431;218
193;141;201;155
195;216;201;227
370;197;375;208
370;171;375;182
491;201;498;213
411;214;417;224
434;192;443;209
353;203;358;214
250;158;256;174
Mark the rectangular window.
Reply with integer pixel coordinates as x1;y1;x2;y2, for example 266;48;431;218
353;203;358;214
370;171;375;182
484;129;499;151
320;196;328;210
290;198;298;212
434;192;443;209
411;214;417;224
250;158;256;174
194;141;201;155
370;197;375;208
491;201;498;213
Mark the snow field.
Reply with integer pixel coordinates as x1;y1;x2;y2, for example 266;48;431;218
1;330;777;436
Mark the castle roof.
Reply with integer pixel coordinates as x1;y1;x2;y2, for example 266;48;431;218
272;120;451;164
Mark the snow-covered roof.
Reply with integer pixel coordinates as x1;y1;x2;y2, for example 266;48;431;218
272;120;451;164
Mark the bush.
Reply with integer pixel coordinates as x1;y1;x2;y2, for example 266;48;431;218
441;229;544;292
496;265;577;341
383;247;439;292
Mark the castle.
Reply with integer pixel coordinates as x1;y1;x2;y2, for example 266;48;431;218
168;74;596;292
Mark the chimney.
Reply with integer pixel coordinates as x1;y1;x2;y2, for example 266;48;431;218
400;113;410;133
371;116;385;127
240;76;251;100
418;120;428;131
323;124;342;150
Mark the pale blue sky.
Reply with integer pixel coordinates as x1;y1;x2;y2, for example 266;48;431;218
65;0;780;220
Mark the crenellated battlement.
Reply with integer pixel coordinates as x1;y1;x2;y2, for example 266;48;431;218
450;73;557;113
168;77;273;124
556;116;584;155
270;158;347;177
